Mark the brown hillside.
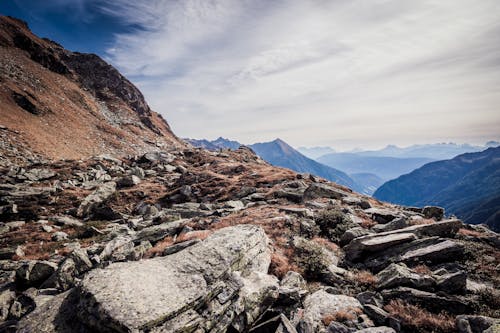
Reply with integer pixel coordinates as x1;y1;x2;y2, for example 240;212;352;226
0;16;182;165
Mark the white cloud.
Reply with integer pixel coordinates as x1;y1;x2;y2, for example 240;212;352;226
101;0;500;150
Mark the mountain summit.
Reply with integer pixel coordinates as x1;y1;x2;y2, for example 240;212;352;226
0;16;181;165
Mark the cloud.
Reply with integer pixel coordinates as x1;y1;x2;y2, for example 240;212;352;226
100;0;500;149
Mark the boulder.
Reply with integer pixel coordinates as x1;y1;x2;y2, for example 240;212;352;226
345;233;417;262
456;315;500;333
353;327;396;333
376;263;435;291
297;290;363;332
16;261;58;288
422;206;445;220
0;289;15;321
49;215;83;227
99;235;135;262
401;240;464;265
134;219;189;244
116;175;141;188
364;208;400;224
77;181;116;217
279;207;314;218
340;227;372;246
372;218;409;233
278;271;308;305
68;225;273;332
303;183;347;200
435;270;467;294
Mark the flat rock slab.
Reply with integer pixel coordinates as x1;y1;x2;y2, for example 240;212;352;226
77;224;270;332
401;239;464;265
345;233;417;262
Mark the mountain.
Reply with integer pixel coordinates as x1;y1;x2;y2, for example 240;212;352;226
317;153;434;181
374;147;500;231
0;16;180;165
185;137;241;151
249;139;363;192
349;173;385;195
355;143;486;160
297;146;336;159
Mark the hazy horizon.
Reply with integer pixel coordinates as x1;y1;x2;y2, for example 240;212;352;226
2;0;499;150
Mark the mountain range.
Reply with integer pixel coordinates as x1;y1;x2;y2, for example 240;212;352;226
374;147;500;231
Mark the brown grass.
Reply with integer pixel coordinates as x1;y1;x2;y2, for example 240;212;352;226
384;300;456;333
360;218;377;229
409;218;435;226
321;307;362;325
351;270;378;286
144;230;212;258
457;228;484;237
312;237;339;252
269;250;301;279
412;264;432;275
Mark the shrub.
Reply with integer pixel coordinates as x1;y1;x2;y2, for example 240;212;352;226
321;307;362;325
293;237;332;280
412;264;432;275
384;300;456;333
269;252;301;279
315;208;354;242
351;270;378;287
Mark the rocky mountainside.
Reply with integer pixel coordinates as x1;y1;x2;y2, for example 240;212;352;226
0;16;181;166
0;16;499;333
374;147;500;231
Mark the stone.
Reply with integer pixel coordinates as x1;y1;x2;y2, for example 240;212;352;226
363;304;392;326
372;217;409;233
223;200;245;210
69;248;92;275
422;206;445;220
456;315;500;333
5;221;25;230
49;215;83;227
16;260;58;288
401;240;464;265
134;219;189;244
51;231;68;241
381;287;471;314
116;174;141;188
342;196;371;209
99;236;135;262
77;181;116;217
435;270;467;294
340;227;372;246
73;225;271;332
303;183;348;200
0;245;24;260
354;327;396;333
279;207;314;218
345;233;417;262
278;271;308;305
162;239;200;256
298;290;363;332
0;289;15;321
376;263;435;291
364;208;400;224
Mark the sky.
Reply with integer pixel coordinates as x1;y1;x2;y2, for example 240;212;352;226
1;0;500;150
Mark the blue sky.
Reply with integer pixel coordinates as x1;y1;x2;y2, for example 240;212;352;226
1;0;500;150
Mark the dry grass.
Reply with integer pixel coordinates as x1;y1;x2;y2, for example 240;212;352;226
384;300;456;333
312;237;339;252
409;218;435;226
457;228;484;237
360;218;377;229
412;264;432;275
351;270;378;287
321;307;362;325
269;251;301;279
176;230;211;242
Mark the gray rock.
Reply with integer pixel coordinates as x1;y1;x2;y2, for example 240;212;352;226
278;271;308;305
354;327;396;333
49;215;83;227
376;263;435;291
303;183;348;200
345;233;417;262
456;315;500;333
99;235;135;262
372;218;409;233
401;240;464;265
69;248;92;275
162;239;199;256
116;175;141;188
340;227;372;246
134;219;189;244
342;196;371;209
223;200;245;210
0;289;15;321
422;206;445;220
0;245;24;260
74;225;271;332
16;261;58;287
77;181;116;217
51;231;69;241
363;304;391;326
280;207;314;218
364;208;400;224
435;270;467;294
298;290;363;332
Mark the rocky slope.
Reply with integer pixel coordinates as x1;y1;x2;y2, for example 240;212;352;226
374;147;500;231
0;16;181;165
0;15;499;333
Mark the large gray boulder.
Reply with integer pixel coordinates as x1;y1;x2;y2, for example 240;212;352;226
21;225;274;332
376;263;434;290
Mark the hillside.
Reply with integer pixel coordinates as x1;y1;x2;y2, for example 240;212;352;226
374;147;500;231
0;16;181;166
317;153;434;182
0;15;499;333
